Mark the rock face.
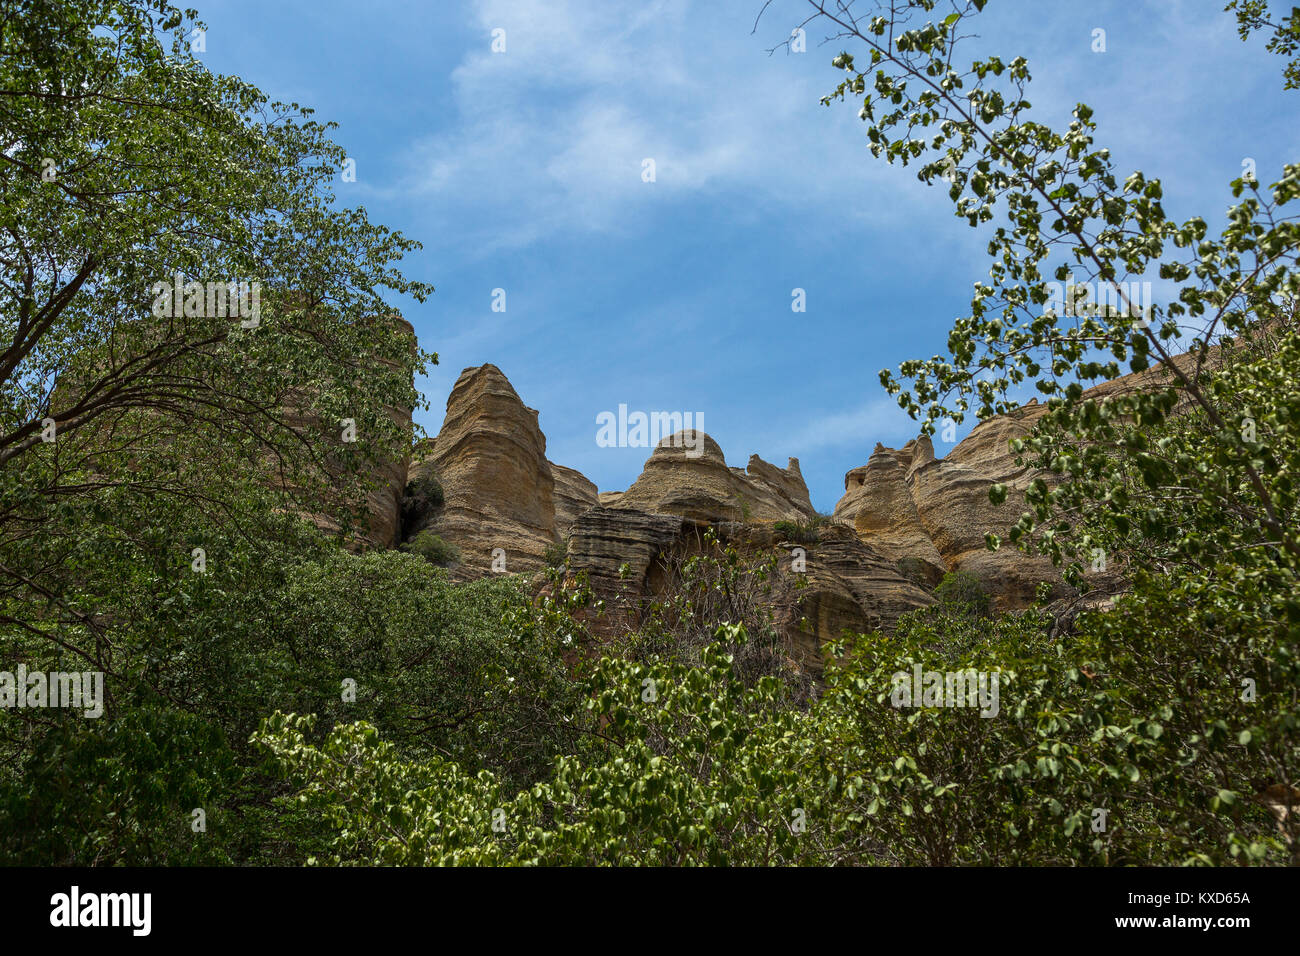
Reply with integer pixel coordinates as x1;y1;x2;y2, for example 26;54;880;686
743;454;816;516
911;403;1060;610
550;463;599;537
408;364;560;576
611;430;816;524
768;522;935;675
834;400;1068;610
806;523;937;635
403;364;601;577
388;353;1209;660
833;356;1200;610
358;320;416;550
838;437;946;586
565;508;933;677
566;506;687;609
564;429;932;672
360;445;409;551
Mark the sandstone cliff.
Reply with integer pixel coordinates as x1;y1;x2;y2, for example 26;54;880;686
382;352;1203;654
403;364;603;577
562;428;933;671
550;462;600;536
407;364;560;576
565;507;933;677
610;429;816;524
834;355;1201;610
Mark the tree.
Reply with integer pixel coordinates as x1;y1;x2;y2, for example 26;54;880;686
0;0;435;634
254;625;840;866
0;0;438;864
1228;0;1300;90
760;0;1299;570
754;0;1299;861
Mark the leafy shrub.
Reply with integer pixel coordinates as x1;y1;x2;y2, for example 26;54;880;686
616;528;813;700
255;624;830;866
773;515;832;545
0;707;237;865
543;539;567;568
256;578;1294;866
401;530;459;567
933;571;989;618
401;472;446;537
407;472;445;509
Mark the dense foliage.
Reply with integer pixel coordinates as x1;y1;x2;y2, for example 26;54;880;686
0;0;1295;866
247;0;1297;866
252;564;1292;865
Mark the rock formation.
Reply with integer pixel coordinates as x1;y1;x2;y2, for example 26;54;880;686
407;364;560;576
804;522;938;635
566;506;687;609
562;427;933;668
400;364;604;577
837;437;947;587
550;463;599;537
376;352;1209;660
833;355;1201;610
356;447;409;551
564;509;933;678
400;369;936;667
745;454;816;515
610;430;816;524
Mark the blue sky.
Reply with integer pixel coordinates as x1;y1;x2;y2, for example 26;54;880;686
195;0;1296;512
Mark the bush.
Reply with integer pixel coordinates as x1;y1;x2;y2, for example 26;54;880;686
401;530;459;568
616;528;813;701
934;571;989;618
408;472;445;509
543;539;567;569
773;515;831;545
401;472;446;538
251;534;1297;867
254;625;828;866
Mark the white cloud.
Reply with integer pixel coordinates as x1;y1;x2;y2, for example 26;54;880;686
382;0;954;259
